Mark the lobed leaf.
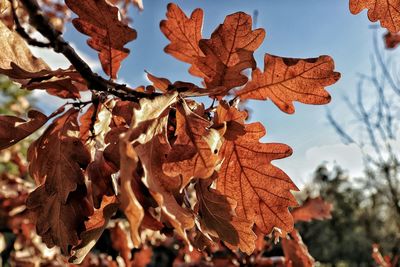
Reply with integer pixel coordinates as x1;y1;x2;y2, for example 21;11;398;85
66;0;137;79
236;54;340;114
216;103;298;235
349;0;400;33
291;196;333;223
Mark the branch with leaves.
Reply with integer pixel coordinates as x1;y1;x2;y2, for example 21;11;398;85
11;0;400;265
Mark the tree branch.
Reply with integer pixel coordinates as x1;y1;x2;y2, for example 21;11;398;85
18;0;159;102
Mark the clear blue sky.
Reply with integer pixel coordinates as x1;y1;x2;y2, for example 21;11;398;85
35;0;392;186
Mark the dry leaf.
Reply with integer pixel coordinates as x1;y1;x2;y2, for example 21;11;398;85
281;230;315;267
0;20;48;72
163;101;223;188
236;54;340;114
0;110;48;151
66;0;137;78
160;3;204;76
291;197;333;223
26;108;92;254
216;103;298;235
349;0;400;33
69;195;119;264
194;11;265;95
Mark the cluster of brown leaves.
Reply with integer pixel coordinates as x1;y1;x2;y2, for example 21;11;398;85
0;0;341;264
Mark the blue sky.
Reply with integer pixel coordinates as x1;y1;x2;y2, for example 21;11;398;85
32;0;394;186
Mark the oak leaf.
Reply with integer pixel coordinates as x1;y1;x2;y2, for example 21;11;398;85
384;31;400;49
136;135;195;241
119;136;144;247
281;230;315;267
160;3;204;76
236;54;340;114
163;101;223;188
69;195;119;264
195;177;256;255
26;108;92;253
194;12;265;95
0;110;48;151
216;103;298;235
65;0;137;79
0;20;48;72
291;196;333;223
349;0;400;33
0;63;87;99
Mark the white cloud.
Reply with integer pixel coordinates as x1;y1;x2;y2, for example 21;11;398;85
274;143;364;188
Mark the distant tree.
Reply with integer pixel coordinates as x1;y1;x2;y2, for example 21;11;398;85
297;165;399;266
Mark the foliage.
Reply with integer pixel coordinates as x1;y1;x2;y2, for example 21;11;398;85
0;0;398;266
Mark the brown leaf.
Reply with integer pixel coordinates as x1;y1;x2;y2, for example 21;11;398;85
384;31;400;49
0;20;48;72
160;3;204;76
163;101;223;188
110;222;132;266
291;196;333;223
281;230;315;267
349;0;400;33
194;12;265;95
0;110;48;151
119;136;144;247
195;177;256;254
236;54;340;114
69;195;119;264
26;108;92;254
136;135;195;241
66;0;137;78
0;63;87;99
216;103;298;235
146;71;171;92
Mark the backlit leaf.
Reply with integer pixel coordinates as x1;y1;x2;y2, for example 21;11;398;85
66;0;137;78
236;54;340;114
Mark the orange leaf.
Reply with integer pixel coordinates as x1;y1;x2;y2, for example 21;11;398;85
216;103;298;235
194;12;265;95
0;110;48;151
66;0;137;79
349;0;400;33
160;3;204;76
195;177;256;254
281;230;315;267
291;196;333;223
163;101;223;188
236;54;340;114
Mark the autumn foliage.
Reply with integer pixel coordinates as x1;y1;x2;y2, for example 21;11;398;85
0;0;397;266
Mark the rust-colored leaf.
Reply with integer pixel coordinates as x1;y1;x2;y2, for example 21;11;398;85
0;63;87;99
65;0;137;78
384;31;400;48
163;101;223;188
26;108;92;254
349;0;400;33
194;12;265;95
236;54;340;114
195;177;256;254
69;195;119;264
160;3;204;76
0;110;48;151
136;135;195;241
281;230;315;267
291;196;333;223
216;103;298;235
